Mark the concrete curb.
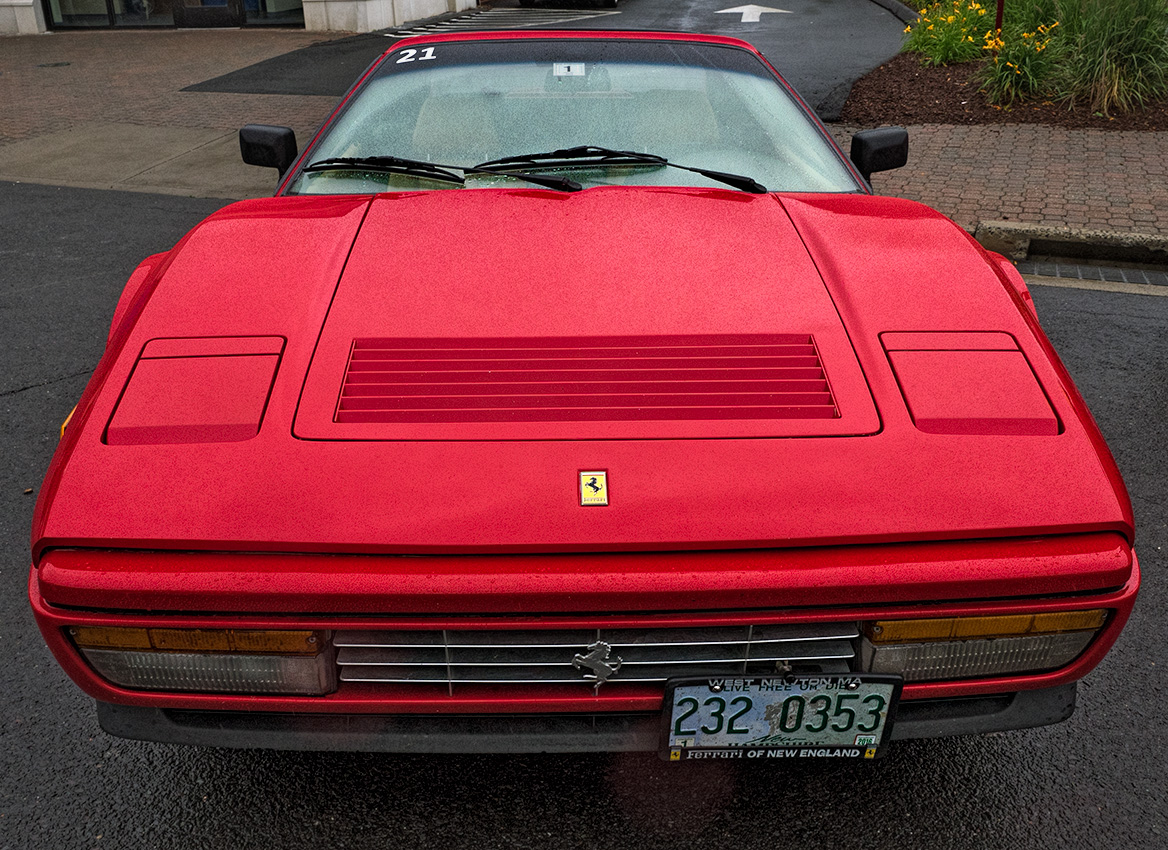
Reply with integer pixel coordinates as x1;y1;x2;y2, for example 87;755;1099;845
867;0;918;24
974;221;1168;266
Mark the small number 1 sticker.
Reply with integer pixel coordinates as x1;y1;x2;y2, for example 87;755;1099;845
397;47;437;63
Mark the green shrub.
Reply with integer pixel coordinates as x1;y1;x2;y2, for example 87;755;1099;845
981;22;1062;106
1051;0;1168;115
903;0;992;65
903;0;1168;113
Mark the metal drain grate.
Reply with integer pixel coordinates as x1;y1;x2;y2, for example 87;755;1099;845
1016;260;1168;286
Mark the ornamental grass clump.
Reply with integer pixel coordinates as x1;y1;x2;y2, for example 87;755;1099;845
903;0;992;65
1051;0;1168;116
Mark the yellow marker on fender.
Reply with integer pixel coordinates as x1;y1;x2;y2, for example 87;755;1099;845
579;470;609;506
60;405;77;440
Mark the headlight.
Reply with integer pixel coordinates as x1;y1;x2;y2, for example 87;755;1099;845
861;611;1107;682
69;627;336;696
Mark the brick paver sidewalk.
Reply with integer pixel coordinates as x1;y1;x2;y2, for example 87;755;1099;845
2;28;1166;240
835;123;1168;237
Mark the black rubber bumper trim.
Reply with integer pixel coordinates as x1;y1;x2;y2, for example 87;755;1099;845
97;683;1076;753
97;705;661;753
889;683;1076;740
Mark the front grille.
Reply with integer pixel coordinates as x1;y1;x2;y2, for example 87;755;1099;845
335;623;859;693
334;334;838;424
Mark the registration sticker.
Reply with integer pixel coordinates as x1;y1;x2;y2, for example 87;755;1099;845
661;675;902;762
553;63;586;77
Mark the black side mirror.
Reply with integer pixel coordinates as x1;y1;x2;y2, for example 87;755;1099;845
240;124;298;176
850;127;908;182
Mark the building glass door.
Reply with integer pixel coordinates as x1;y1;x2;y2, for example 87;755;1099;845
44;0;301;26
46;0;176;26
172;0;244;26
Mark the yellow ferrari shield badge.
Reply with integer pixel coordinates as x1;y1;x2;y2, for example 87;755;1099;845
579;471;609;506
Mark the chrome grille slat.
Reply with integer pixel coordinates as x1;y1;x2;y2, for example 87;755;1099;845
337;640;856;666
335;624;859;690
334;625;859;649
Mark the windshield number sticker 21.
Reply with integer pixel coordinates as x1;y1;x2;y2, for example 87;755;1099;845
397;47;437;63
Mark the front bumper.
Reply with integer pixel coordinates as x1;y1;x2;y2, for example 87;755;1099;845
31;538;1137;752
97;683;1077;753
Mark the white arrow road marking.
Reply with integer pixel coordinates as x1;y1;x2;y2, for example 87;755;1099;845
715;4;793;23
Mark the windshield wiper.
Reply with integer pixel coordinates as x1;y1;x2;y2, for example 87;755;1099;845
302;155;581;192
475;145;769;194
303;156;466;185
462;165;580;192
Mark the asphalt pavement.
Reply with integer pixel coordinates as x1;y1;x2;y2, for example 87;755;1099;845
184;0;906;117
2;179;1166;849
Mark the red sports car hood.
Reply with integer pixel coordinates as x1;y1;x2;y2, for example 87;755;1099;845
294;189;878;440
33;188;1133;557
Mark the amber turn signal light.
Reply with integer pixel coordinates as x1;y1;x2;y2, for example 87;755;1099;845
865;610;1108;644
69;627;325;656
59;405;77;440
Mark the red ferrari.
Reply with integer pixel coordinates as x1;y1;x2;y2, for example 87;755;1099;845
31;31;1137;759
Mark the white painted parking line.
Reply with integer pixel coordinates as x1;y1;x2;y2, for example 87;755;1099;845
388;8;621;38
1024;275;1168;298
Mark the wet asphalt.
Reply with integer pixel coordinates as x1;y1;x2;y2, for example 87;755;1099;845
2;178;1166;848
186;0;909;118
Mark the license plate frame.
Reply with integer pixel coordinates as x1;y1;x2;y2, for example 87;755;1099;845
660;674;903;762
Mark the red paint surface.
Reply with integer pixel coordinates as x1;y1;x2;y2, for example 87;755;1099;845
29;31;1139;723
888;350;1059;436
881;331;1018;351
106;354;280;445
29;557;1140;711
296;190;877;440
32;191;1132;557
34;532;1132;613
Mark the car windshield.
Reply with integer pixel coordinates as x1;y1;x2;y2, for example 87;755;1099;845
286;39;861;195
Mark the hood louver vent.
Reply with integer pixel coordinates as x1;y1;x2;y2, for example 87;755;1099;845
334;334;838;424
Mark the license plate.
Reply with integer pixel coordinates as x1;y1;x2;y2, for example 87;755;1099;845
661;675;902;762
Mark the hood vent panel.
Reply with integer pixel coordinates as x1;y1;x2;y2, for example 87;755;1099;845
335;334;838;424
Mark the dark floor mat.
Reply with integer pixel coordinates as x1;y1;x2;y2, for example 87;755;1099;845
182;32;392;97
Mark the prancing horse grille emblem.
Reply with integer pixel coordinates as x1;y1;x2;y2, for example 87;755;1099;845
573;640;622;688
